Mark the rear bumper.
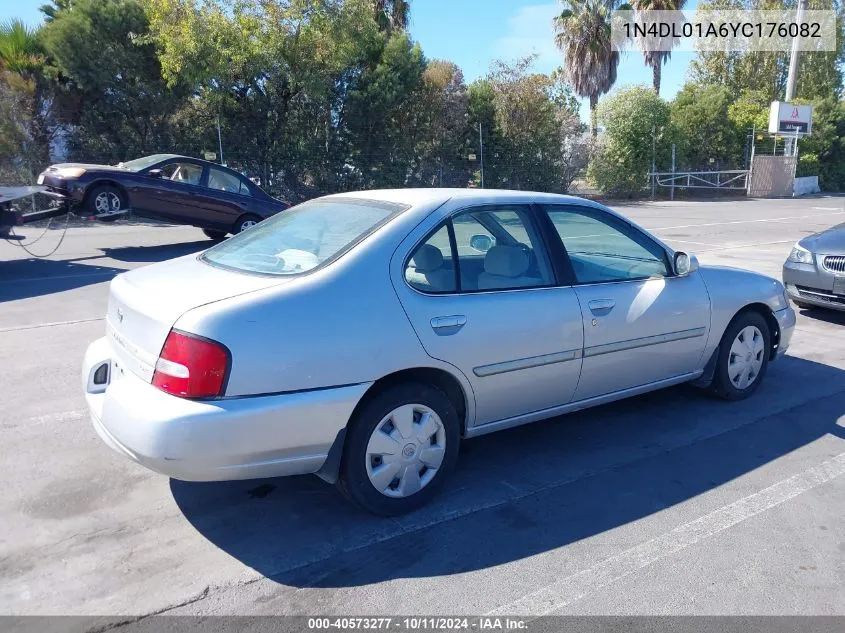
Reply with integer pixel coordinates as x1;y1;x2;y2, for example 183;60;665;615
82;337;370;481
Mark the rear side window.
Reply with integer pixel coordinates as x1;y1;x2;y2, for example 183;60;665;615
406;205;554;294
405;225;456;293
208;167;251;196
202;198;405;276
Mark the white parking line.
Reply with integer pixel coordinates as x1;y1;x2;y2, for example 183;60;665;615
694;239;796;252
0;271;116;284
487;451;845;617
0;317;104;333
669;239;720;247
652;211;845;232
23;410;86;425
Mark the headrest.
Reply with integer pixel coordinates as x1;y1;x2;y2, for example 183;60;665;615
411;244;444;272
484;245;529;277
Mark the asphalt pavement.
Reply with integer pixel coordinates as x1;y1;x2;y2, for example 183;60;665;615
1;195;844;619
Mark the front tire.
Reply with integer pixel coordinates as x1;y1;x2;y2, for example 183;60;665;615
338;382;460;516
710;311;771;401
86;184;126;221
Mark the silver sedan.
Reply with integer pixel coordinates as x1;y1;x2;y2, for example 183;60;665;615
783;222;845;312
82;189;795;515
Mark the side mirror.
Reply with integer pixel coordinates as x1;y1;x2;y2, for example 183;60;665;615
147;169;164;179
673;251;698;276
469;234;494;253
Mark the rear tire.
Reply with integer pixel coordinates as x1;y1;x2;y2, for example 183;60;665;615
338;382;460;516
86;184;126;221
709;311;771;401
233;214;262;234
202;228;227;242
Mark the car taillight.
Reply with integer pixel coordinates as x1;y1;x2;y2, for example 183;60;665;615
152;330;230;399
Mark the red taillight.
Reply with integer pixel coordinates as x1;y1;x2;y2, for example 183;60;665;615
152;330;230;399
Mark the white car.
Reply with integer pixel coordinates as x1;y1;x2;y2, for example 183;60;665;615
83;189;795;515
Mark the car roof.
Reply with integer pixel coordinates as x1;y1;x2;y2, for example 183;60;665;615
323;188;603;209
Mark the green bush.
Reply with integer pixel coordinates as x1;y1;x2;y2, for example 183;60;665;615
588;86;671;196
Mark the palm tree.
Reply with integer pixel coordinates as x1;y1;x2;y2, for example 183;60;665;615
0;19;52;171
0;19;43;76
632;0;686;94
554;0;627;137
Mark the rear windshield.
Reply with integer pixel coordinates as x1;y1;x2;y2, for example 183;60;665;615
201;198;406;276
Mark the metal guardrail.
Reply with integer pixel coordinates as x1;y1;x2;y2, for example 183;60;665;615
648;170;750;190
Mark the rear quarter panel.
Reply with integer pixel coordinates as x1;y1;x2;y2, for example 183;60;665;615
174;202;476;417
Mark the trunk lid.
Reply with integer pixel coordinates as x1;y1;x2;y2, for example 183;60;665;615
106;253;284;383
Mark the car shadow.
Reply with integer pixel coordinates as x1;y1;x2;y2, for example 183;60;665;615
100;240;210;263
170;354;845;589
797;306;845;326
0;258;125;303
0;241;210;303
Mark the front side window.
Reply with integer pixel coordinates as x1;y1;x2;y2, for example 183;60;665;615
406;206;554;294
545;206;670;284
160;162;203;185
202;198;405;276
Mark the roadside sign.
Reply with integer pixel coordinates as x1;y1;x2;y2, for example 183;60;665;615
768;102;813;135
203;151;217;161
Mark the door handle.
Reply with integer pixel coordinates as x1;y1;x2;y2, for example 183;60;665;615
430;315;467;332
588;299;615;315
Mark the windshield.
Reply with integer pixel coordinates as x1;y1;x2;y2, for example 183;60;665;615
201;198;406;276
117;154;174;171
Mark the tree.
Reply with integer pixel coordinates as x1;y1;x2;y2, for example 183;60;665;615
796;97;845;191
727;89;770;133
0;19;54;176
413;59;471;187
588;85;671;194
373;0;410;33
690;0;844;101
343;33;427;189
554;0;627;137
473;57;586;192
39;0;190;162
631;0;687;94
671;83;741;170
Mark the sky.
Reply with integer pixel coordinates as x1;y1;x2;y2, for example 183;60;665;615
6;0;698;124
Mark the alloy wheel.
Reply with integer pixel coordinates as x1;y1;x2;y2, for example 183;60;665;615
94;191;122;214
239;219;257;232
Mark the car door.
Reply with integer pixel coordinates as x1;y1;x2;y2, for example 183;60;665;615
188;166;256;229
541;204;711;401
132;160;207;223
393;203;584;428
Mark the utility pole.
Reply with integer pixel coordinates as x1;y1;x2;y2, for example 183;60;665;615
216;116;224;165
651;124;656;198
670;143;676;201
478;122;485;189
784;0;808;156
